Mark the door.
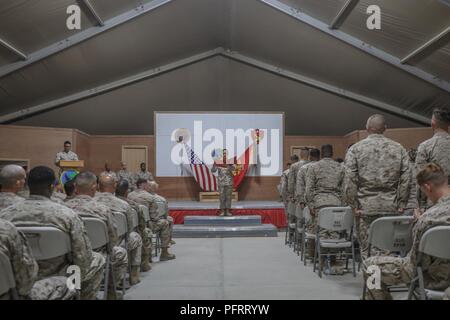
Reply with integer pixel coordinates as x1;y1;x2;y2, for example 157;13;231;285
122;146;148;173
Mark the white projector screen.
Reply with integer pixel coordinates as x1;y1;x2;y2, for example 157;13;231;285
155;112;284;177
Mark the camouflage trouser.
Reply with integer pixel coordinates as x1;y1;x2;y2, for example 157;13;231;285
125;231;143;267
363;255;413;300
356;215;392;260
96;246;128;285
30;276;77;300
81;251;106;300
151;219;171;249
219;185;233;210
139;226;153;261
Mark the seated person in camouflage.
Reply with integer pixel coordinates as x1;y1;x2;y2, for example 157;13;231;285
95;173;143;285
66;171;128;299
64;179;76;202
51;181;66;204
148;181;176;246
100;163;118;182
117;162;133;185
0;165;26;210
128;179;175;261
116;180;153;272
134;162;154;183
0;218;79;300
0;166;105;300
363;164;450;300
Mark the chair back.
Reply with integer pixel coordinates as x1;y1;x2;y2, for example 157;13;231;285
114;212;128;237
82;217;109;250
419;226;450;260
18;226;71;261
368;216;414;252
317;207;353;232
0;251;16;298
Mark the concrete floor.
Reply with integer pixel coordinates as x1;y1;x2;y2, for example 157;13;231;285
126;233;363;300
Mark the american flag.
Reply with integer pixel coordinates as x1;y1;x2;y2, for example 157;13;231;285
183;143;217;192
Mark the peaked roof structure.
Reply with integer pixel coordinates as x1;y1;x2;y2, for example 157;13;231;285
0;0;449;135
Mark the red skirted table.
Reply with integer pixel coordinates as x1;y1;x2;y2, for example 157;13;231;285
169;208;287;228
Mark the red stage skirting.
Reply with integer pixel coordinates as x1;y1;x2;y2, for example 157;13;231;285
169;209;287;228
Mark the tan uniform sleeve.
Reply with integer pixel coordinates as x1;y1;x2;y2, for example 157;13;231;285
343;148;359;209
398;148;412;209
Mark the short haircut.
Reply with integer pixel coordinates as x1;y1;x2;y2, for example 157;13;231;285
417;163;448;187
64;141;71;145
309;148;320;159
136;178;148;188
366;114;386;134
116;180;129;197
432;107;450;128
321;144;333;158
75;171;97;191
28;166;55;190
290;154;299;162
64;180;76;197
0;165;26;189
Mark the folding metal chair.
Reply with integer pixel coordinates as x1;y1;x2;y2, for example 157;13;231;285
301;207;316;265
0;251;19;300
408;226;450;300
81;217;111;300
362;216;414;300
113;212;129;294
312;207;356;278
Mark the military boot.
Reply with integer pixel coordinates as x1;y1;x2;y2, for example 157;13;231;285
159;248;176;261
225;209;232;216
141;248;152;272
219;210;226;217
170;239;176;245
129;266;141;285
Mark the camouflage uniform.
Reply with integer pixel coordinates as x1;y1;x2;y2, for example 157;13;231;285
0;196;105;300
211;165;234;210
117;195;153;264
279;168;290;206
150;192;174;240
415;132;450;209
305;158;344;238
94;192;143;268
55;151;78;164
100;171;118;182
134;170;154;182
65;195;128;284
117;170;134;184
51;191;67;205
406;161;418;213
287;160;307;223
364;195;450;300
0;192;24;210
344;134;411;258
444;287;450;300
128;189;171;248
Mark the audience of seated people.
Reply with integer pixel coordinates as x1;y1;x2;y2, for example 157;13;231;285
0;107;448;300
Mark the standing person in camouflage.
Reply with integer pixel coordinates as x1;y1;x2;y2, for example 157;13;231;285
128;179;175;261
148;181;176;245
415;107;450;210
278;162;291;206
344;114;411;259
134;162;154;183
95;174;143;285
305;145;344;235
406;149;419;214
54;141;78;168
116;180;153;272
211;160;235;217
287;152;307;224
0;166;105;300
0;165;26;210
66;171;128;300
363;164;450;300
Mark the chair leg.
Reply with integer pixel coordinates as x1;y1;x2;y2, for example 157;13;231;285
418;267;426;300
318;244;322;278
312;239;317;272
351;242;356;277
103;256;110;300
407;277;418;300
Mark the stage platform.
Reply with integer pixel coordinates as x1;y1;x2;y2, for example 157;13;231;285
169;201;287;229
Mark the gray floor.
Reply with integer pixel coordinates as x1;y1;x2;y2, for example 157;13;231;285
126;233;363;300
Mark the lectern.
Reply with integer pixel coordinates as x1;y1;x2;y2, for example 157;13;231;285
59;160;84;171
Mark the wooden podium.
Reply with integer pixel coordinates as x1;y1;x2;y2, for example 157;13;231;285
59;160;84;171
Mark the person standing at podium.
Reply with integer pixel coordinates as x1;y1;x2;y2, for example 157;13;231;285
54;141;79;168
